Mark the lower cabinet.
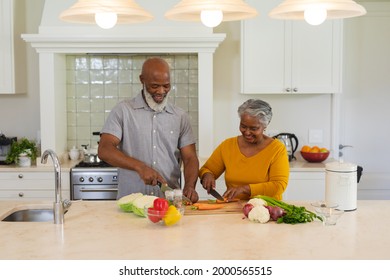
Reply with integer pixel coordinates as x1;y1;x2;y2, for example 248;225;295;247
283;171;326;201
0;171;70;200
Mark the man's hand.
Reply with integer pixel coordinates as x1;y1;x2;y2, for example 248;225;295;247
183;186;199;203
136;164;166;186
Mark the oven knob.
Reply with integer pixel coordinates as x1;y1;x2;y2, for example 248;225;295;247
89;177;94;182
79;177;84;182
97;177;103;183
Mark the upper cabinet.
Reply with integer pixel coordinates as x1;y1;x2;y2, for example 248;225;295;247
0;0;26;94
241;0;342;94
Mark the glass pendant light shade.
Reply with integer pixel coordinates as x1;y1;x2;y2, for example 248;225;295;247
59;0;153;27
304;5;327;25
165;0;258;27
95;12;118;29
200;10;224;27
269;0;366;21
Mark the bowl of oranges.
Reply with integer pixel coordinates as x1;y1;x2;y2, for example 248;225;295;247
300;145;330;163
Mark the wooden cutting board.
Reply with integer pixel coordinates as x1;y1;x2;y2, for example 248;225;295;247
184;200;244;215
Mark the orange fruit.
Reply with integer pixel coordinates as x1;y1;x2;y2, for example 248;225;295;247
309;146;320;153
301;145;311;153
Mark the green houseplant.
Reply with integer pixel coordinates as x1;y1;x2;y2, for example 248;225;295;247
5;138;38;166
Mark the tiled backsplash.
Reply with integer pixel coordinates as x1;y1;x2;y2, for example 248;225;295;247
66;54;199;151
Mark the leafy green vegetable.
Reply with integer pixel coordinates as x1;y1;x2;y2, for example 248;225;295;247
132;195;158;217
254;195;323;224
117;193;143;212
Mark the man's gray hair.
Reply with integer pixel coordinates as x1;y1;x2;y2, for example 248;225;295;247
237;99;273;127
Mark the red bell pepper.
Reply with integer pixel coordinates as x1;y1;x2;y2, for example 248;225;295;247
153;198;169;217
147;207;161;223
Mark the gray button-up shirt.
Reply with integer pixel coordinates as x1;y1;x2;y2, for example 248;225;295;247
101;92;196;198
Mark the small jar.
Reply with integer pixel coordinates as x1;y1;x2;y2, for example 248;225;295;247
173;189;183;208
69;146;80;160
164;190;174;205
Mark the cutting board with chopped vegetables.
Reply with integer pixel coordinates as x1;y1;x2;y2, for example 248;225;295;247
184;200;244;215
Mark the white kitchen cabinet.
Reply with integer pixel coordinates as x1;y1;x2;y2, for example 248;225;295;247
283;171;326;201
241;0;342;94
0;171;70;200
0;0;26;94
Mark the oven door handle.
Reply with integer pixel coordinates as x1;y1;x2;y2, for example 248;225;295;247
79;188;118;192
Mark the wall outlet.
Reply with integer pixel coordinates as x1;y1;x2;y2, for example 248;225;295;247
309;129;323;143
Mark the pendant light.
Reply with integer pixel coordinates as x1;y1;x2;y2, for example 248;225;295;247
59;0;153;29
165;0;258;28
269;0;367;26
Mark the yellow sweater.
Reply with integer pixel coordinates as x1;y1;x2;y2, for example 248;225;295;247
199;137;289;200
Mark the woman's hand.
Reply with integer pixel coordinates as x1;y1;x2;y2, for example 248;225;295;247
223;184;251;200
200;172;216;193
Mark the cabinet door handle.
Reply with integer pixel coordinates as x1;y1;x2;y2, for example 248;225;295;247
293;88;298;92
285;88;291;92
18;174;23;179
18;192;24;197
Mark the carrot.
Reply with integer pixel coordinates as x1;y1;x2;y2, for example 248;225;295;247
192;203;225;210
216;198;240;203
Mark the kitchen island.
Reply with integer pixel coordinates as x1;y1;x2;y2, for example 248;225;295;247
0;200;389;260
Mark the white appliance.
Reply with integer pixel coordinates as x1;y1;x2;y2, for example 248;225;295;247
325;161;358;211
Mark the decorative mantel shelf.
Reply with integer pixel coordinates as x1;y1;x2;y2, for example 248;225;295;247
21;34;226;53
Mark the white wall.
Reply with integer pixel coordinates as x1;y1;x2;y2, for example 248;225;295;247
0;0;44;141
211;2;389;198
212;21;333;151
1;1;390;197
1;0;332;152
341;2;390;198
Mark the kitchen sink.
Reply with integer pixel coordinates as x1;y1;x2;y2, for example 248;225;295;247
1;208;67;222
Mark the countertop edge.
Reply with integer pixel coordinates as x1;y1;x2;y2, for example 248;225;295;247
1;158;332;173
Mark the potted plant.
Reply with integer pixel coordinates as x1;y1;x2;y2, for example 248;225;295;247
5;138;38;167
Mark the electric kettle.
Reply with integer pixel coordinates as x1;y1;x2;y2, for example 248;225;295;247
274;133;299;161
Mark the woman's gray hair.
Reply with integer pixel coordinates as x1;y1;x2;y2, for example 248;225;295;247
237;99;273;127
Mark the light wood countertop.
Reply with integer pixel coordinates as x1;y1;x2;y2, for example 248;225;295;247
0;200;389;260
0;158;80;172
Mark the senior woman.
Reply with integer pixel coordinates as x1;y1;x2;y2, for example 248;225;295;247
199;99;289;201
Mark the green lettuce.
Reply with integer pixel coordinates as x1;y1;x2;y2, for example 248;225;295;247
117;193;143;212
132;195;158;217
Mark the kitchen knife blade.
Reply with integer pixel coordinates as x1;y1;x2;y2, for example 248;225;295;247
156;181;173;192
157;181;192;205
209;188;225;201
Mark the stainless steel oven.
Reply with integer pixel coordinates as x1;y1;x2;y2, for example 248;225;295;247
70;162;118;200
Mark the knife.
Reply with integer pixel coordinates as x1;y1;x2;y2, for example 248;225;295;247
157;181;192;205
209;188;225;201
156;181;173;193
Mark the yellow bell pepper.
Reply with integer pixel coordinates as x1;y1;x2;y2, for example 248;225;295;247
162;205;182;226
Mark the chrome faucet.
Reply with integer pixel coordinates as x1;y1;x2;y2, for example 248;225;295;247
41;149;70;224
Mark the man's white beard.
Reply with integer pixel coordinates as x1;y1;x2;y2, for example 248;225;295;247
143;88;168;113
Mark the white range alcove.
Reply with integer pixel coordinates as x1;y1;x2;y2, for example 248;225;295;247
22;0;225;159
